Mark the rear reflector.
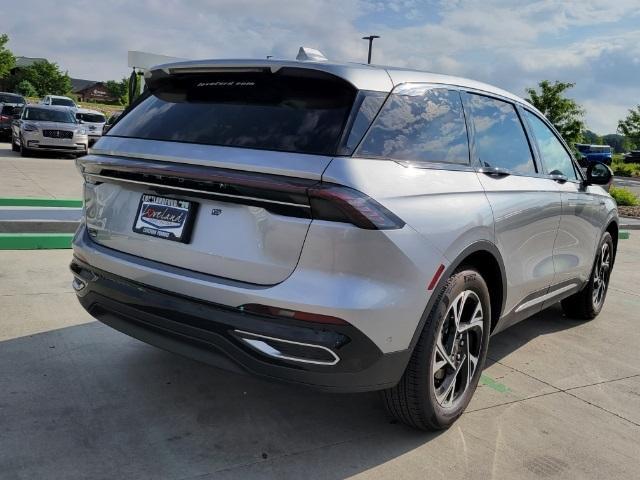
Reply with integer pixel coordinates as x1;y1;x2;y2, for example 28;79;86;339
428;263;446;290
240;304;348;325
309;184;405;230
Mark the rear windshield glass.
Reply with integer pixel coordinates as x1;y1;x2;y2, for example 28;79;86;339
1;105;21;115
0;93;25;104
51;98;76;107
107;69;357;155
24;107;76;123
77;112;106;123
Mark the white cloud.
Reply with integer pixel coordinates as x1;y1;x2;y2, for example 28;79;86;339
3;0;639;133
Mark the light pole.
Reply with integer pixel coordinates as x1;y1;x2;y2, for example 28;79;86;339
362;35;380;64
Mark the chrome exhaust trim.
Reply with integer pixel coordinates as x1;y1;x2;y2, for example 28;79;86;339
234;329;340;366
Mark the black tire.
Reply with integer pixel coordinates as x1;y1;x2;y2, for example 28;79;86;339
20;137;31;157
382;268;491;430
11;136;20;152
561;232;613;320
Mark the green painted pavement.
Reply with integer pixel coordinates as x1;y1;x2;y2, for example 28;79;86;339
0;233;73;250
480;374;511;393
0;198;83;208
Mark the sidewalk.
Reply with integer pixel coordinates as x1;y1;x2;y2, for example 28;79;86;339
0;144;82;199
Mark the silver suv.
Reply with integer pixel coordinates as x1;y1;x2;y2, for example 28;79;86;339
12;105;88;157
71;58;617;430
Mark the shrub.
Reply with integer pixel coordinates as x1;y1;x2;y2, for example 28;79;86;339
609;186;639;206
15;79;37;97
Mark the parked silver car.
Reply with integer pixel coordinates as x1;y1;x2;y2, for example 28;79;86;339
40;94;77;109
71;58;618;430
12;105;88;157
75;108;106;147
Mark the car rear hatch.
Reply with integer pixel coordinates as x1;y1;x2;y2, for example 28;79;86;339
79;64;390;285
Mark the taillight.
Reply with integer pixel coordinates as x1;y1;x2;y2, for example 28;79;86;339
308;184;405;230
240;304;348;325
0;115;9;121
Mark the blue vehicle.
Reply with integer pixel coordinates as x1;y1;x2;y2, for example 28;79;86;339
575;144;612;166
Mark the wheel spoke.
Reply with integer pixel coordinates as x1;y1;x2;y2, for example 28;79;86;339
458;302;483;334
436;355;465;405
451;292;463;332
465;332;472;389
435;337;456;369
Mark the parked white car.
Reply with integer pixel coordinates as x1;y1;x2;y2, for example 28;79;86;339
40;95;77;109
76;108;106;146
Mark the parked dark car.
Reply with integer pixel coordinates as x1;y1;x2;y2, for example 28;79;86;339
0;105;23;140
575;143;613;166
0;92;26;140
623;150;640;164
0;92;26;105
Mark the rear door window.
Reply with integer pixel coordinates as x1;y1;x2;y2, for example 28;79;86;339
108;68;358;155
466;94;536;175
523;110;578;181
356;85;469;164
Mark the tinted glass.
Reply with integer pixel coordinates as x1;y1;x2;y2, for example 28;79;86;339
109;69;356;155
23;107;76;123
1;105;20;115
77;112;106;123
467;94;535;174
356;86;469;164
0;93;25;104
523;110;578;180
341;91;386;154
51;98;76;107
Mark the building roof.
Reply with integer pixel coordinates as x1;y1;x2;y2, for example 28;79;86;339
71;78;100;93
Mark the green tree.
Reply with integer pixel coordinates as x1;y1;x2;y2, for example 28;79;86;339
601;134;632;154
525;80;585;146
105;78;128;104
0;33;16;79
15;79;37;97
14;60;72;96
617;105;640;149
582;130;601;145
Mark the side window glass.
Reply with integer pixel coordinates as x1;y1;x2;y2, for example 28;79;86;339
466;94;536;175
523;110;578;181
356;86;469;164
342;91;387;154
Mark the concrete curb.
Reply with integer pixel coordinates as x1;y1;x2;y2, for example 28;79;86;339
620;216;640;230
0;221;79;234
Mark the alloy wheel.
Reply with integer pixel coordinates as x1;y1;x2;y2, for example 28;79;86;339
592;242;611;309
432;290;484;408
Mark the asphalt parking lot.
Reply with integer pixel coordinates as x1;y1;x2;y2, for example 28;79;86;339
1;144;639;479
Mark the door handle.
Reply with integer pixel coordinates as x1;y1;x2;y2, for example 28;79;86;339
478;166;511;177
549;173;568;183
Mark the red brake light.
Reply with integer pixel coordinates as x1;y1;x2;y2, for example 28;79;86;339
240;304;348;325
308;184;404;230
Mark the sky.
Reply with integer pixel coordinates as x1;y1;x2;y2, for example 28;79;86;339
4;0;640;134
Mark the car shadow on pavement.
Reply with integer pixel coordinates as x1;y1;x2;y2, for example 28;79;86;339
0;305;579;479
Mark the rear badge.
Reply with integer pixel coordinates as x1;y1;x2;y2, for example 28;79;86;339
133;194;197;243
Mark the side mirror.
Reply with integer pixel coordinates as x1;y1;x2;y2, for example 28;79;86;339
586;162;613;186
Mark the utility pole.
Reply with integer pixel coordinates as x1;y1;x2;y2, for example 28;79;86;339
362;35;380;64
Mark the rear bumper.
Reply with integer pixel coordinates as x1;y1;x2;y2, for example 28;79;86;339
70;257;411;392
